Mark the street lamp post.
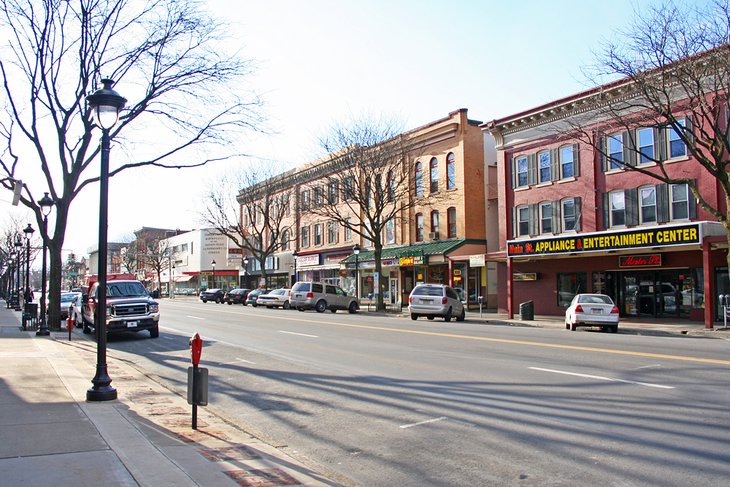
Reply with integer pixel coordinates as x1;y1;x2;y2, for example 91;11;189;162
85;78;126;402
291;251;297;287
14;235;22;311
353;244;360;299
36;193;54;336
211;260;216;289
171;265;175;299
6;257;14;308
23;224;34;303
242;256;249;287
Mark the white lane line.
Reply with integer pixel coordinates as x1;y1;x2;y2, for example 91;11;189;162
278;330;318;338
235;357;256;364
529;367;675;389
400;416;448;429
186;315;205;320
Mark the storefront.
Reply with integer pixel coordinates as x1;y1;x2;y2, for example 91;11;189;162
506;221;727;328
297;249;354;292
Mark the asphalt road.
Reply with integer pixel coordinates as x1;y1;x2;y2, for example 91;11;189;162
104;298;730;487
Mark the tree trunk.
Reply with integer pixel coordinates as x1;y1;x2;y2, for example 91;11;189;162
373;244;385;311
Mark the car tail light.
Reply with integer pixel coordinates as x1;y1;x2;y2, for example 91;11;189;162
575;304;583;312
306;292;314;299
611;305;619;314
408;296;413;304
442;297;448;305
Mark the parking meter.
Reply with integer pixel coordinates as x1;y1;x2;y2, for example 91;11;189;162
721;295;729;328
190;333;203;366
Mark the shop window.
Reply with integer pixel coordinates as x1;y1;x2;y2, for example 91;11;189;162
446;153;456;189
416;213;424;242
639;186;657;224
430;157;439;193
447;207;457;238
415;162;423;197
557;272;587;308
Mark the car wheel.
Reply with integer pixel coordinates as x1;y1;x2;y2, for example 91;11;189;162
283;301;290;310
611;325;619;333
252;303;257;307
570;323;577;331
457;308;465;321
216;298;222;304
149;326;159;338
201;299;207;303
565;321;570;330
427;315;434;321
227;301;232;305
348;301;358;314
315;300;327;313
444;308;452;322
410;314;418;321
330;309;337;314
298;307;305;312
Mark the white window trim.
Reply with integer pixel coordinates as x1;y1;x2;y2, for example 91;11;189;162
609;190;626;228
639;186;657;225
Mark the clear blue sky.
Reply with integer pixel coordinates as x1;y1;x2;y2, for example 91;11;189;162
3;0;714;259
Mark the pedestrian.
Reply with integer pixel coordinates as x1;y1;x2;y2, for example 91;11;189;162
24;286;34;303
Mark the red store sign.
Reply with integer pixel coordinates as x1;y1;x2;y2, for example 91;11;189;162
619;254;662;268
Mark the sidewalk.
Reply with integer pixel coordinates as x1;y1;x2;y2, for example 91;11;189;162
0;301;341;487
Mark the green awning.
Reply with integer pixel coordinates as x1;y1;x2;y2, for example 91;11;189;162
341;238;470;263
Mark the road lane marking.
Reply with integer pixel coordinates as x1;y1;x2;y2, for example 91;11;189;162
272;317;730;366
400;416;448;429
529;367;675;389
278;330;318;338
186;315;205;320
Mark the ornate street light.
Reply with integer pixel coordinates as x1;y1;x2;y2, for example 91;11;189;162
85;78;126;402
211;259;216;289
171;265;175;299
36;193;54;336
352;244;360;299
23;224;34;303
14;235;22;311
242;256;249;287
291;251;297;287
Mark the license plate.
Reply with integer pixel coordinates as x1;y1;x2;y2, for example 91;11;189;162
126;321;138;328
591;309;602;315
422;299;433;304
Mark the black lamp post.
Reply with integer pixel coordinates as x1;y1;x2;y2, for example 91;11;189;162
36;193;54;336
14;235;22;311
23;224;34;303
171;265;175;299
85;78;126;402
211;259;216;289
291;251;297;287
352;244;360;299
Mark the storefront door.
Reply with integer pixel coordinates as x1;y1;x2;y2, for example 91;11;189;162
617;269;700;318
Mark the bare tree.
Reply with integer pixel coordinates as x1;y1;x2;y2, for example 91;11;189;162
119;236;139;275
570;1;730;266
201;162;294;285
310;116;427;311
143;238;173;295
0;0;263;327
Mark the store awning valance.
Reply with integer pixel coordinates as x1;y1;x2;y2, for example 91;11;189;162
341;238;479;264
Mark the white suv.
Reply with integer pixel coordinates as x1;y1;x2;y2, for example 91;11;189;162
409;284;465;322
290;282;360;313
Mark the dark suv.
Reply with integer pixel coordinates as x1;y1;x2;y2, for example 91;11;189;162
224;288;250;305
200;288;225;303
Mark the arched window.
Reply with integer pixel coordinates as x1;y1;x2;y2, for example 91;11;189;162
416;213;424;241
446;153;456;189
415;162;423;197
431;210;440;236
430;157;439;193
447;207;456;238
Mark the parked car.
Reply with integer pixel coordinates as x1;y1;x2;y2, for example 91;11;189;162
70;292;84;326
564;293;619;332
224;288;250;305
257;288;291;309
290;281;359;313
200;288;225;303
408;283;465;322
245;289;270;307
60;291;81;320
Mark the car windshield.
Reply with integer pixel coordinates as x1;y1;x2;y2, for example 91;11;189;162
60;294;77;303
292;282;309;292
271;289;286;296
412;286;443;297
107;282;148;297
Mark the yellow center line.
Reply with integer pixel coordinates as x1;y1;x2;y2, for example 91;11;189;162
281;316;730;366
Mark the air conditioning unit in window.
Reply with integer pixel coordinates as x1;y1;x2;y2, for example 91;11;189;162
428;232;440;240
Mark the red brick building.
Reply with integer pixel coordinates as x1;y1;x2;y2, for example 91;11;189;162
485;80;728;328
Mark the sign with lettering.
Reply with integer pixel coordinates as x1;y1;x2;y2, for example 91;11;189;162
619;254;662;268
507;224;700;257
399;255;424;266
296;254;320;266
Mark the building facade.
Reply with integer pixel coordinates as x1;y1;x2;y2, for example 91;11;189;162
485;76;728;328
240;109;498;307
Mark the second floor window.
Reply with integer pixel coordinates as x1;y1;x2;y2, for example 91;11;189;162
639;186;657;224
562;198;578;232
637;127;655;164
668;118;687;159
301;226;310;247
327;221;338;244
314;224;323;246
281;229;290;251
431;210;439;235
610;191;626;227
447;207;456;238
671;183;689;220
344;218;352;241
540;202;553;234
416;213;424;242
559;145;574;179
517;206;530;237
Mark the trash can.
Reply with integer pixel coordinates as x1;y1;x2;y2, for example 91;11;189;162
519;300;534;320
22;302;38;330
